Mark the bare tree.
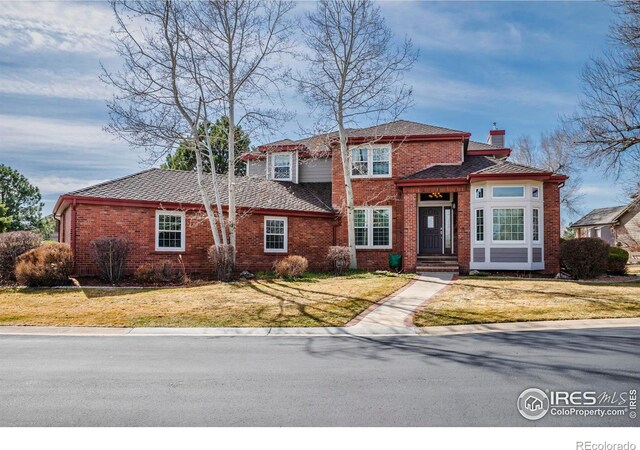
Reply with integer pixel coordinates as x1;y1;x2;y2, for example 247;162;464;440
184;0;294;256
103;0;292;267
296;0;417;268
511;129;584;218
569;0;640;178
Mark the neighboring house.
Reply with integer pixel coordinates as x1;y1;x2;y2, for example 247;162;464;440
54;120;567;276
571;195;640;255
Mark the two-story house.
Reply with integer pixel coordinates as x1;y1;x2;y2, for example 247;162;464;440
54;120;566;275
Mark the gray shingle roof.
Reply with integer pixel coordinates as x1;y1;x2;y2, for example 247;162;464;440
571;206;627;227
473;162;550;175
402;156;498;180
261;120;468;151
66;169;333;214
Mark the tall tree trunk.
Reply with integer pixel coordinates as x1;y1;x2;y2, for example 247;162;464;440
228;98;237;262
194;141;221;246
337;116;357;269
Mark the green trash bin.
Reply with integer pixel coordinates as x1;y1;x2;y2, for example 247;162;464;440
388;253;402;271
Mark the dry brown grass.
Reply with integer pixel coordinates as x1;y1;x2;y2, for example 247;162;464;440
414;277;640;327
627;265;640;275
0;273;410;327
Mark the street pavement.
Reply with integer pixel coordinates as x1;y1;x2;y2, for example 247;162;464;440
0;327;639;426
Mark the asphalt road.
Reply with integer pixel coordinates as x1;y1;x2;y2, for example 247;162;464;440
1;328;639;426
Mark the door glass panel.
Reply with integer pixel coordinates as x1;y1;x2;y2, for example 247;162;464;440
444;208;451;251
427;216;434;228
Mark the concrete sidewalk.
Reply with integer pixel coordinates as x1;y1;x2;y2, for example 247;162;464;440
2;317;639;337
350;273;453;327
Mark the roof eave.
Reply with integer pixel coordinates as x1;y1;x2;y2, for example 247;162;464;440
395;177;468;187
348;132;471;145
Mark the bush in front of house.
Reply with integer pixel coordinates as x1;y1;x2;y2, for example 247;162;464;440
274;255;309;279
133;261;180;284
90;237;130;284
560;237;609;280
327;246;351;275
608;247;629;275
208;244;234;281
14;243;73;286
0;231;42;284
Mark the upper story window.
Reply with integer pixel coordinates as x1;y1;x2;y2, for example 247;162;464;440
264;216;288;252
271;153;292;181
475;187;484;199
492;186;524;198
156;210;185;252
350;145;391;177
532;187;540;199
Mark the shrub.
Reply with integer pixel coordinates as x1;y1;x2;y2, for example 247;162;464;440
560;238;609;280
274;255;308;279
90;237;130;284
208;244;234;281
133;261;180;284
608;247;629;275
327;246;351;275
15;243;73;286
0;231;42;284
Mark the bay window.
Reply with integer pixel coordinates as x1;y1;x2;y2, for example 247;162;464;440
475;209;484;242
532;208;540;242
492;208;525;241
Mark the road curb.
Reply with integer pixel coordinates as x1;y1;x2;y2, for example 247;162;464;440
1;317;640;337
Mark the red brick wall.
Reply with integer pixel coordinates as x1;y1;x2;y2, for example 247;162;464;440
543;182;562;274
329;139;462;270
69;203;334;277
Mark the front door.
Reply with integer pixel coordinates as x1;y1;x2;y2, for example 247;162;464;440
419;207;443;254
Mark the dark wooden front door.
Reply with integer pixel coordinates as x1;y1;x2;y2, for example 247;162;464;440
419;207;443;254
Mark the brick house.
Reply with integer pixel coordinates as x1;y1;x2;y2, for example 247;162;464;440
54;120;567;276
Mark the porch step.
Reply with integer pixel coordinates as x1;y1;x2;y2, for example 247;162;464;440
416;264;459;274
417;255;458;261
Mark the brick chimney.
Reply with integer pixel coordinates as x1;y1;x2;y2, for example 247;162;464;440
487;122;505;148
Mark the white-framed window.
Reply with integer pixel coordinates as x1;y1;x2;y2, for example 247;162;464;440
271;153;292;181
155;210;186;252
475;187;484;199
350;145;391;177
492;208;525;242
532;186;540;199
475;209;485;242
264;216;288;252
492;186;525;198
532;208;540;242
354;206;392;248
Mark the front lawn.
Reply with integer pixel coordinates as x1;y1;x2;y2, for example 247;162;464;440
413;277;640;327
0;272;411;328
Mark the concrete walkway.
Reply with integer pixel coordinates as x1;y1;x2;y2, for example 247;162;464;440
350;273;453;327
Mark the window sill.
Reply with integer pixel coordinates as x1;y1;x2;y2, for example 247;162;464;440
355;247;393;251
264;250;288;254
154;249;186;254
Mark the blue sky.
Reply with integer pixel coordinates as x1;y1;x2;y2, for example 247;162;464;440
0;1;627;219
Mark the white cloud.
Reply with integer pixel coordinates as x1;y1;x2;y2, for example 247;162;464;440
0;2;115;56
0;69;110;100
30;175;108;196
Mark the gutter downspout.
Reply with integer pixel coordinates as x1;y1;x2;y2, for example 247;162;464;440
70;199;77;274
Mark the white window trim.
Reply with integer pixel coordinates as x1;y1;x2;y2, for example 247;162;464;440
474;208;485;243
531;186;541;199
532;208;541;243
491;185;525;199
354;206;392;249
491;207;526;244
271;152;293;181
349;144;392;179
475;187;484;199
155;210;186;252
264;216;288;253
